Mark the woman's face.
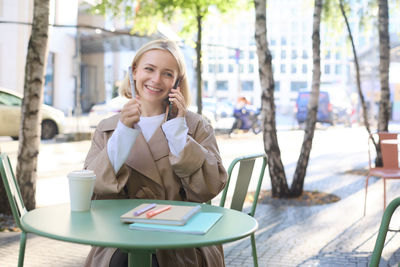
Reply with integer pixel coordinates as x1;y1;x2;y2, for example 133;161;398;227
133;49;179;107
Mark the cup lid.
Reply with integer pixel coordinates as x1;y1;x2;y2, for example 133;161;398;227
67;170;96;179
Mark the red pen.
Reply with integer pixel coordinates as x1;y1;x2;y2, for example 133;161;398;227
146;205;171;218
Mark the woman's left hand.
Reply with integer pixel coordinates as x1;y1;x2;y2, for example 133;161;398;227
168;87;187;117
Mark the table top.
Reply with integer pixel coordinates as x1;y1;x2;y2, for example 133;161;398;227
21;199;258;250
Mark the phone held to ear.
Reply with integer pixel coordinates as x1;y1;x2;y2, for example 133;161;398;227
166;77;181;121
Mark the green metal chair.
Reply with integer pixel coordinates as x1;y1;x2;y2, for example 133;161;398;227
219;153;268;267
369;197;400;266
0;153;29;267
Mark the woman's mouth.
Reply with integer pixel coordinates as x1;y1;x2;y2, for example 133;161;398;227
145;84;163;93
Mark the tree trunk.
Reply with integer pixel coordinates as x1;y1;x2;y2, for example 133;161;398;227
377;0;390;132
195;7;203;115
339;0;381;165
290;0;322;196
16;0;50;211
254;0;290;198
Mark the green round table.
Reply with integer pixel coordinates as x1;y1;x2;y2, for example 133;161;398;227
21;199;258;266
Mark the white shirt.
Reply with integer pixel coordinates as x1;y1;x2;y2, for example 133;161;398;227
107;115;188;173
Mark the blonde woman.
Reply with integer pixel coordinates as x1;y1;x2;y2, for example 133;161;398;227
84;39;227;267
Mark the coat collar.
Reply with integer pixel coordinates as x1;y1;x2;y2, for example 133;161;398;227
97;111;202;187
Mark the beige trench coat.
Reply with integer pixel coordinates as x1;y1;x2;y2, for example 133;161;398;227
83;111;227;267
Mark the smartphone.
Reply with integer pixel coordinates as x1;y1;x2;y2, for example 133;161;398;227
166;77;181;120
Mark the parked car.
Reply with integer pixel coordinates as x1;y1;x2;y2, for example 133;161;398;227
88;96;129;128
0;87;65;140
294;91;333;125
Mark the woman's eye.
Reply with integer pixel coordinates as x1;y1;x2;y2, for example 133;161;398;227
144;67;153;71
164;72;173;77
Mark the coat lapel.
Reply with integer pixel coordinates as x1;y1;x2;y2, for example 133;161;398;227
125;127;169;187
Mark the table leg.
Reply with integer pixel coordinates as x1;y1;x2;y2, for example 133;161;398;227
128;250;152;267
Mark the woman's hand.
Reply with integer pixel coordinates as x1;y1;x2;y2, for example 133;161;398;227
120;97;141;128
168;87;187;118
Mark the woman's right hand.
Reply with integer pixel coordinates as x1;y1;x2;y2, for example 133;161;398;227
120;97;141;128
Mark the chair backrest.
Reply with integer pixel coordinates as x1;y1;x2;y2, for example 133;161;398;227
219;153;267;217
0;153;27;229
378;132;399;168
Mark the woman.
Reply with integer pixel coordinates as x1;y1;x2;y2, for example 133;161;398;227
83;39;227;267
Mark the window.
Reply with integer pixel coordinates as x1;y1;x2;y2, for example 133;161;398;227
335;64;342;74
249;64;254;73
335;52;341;60
281;36;287;46
290;81;307;92
0;92;22;106
324;64;330;74
241;81;254;91
44;52;55;106
302;64;307;74
280;64;286;73
249;51;255;59
208;64;215;73
270;38;276;46
291;64;297;74
239;64;244;73
281;50;286;59
203;81;208;92
291;50;297;59
218;64;224;73
302;50;308;59
228;64;234;73
216;81;228;91
275;81;280;91
325;51;331;59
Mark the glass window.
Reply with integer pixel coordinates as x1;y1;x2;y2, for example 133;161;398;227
281;36;287;46
335;52;341;60
275;81;280;91
239;64;244;73
290;81;307;92
218;64;224;73
228;64;234;73
324;64;330;74
281;50;286;59
44;52;55;106
249;64;254;73
216;81;228;91
302;50;308;59
208;64;215;73
203;81;208;92
0;92;22;106
335;64;342;74
249;51;255;59
302;64;307;74
280;64;286;73
291;64;297;74
241;81;254;91
325;51;331;59
291;50;297;59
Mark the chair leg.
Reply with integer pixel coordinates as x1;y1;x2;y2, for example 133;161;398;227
364;175;371;216
383;178;387;211
18;231;27;267
250;233;258;267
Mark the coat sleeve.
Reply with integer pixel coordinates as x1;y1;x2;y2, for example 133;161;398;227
169;117;227;203
84;127;130;195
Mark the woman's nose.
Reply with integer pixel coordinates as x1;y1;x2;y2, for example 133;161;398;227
151;72;162;83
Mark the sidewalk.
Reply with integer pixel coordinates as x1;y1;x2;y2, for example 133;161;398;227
1;126;400;266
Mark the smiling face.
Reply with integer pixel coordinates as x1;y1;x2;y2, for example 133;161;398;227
133;49;179;114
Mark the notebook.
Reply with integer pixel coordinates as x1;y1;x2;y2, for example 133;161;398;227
120;203;202;226
129;212;223;235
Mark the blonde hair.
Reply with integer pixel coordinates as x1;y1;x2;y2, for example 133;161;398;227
119;39;191;107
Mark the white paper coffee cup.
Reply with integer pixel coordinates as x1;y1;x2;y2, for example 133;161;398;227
67;170;96;212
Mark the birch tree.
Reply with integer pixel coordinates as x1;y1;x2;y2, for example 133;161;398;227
16;0;50;210
254;0;322;197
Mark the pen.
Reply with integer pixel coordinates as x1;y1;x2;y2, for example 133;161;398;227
133;203;156;216
146;205;171;218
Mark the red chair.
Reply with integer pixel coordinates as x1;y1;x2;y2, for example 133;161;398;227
364;132;400;216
